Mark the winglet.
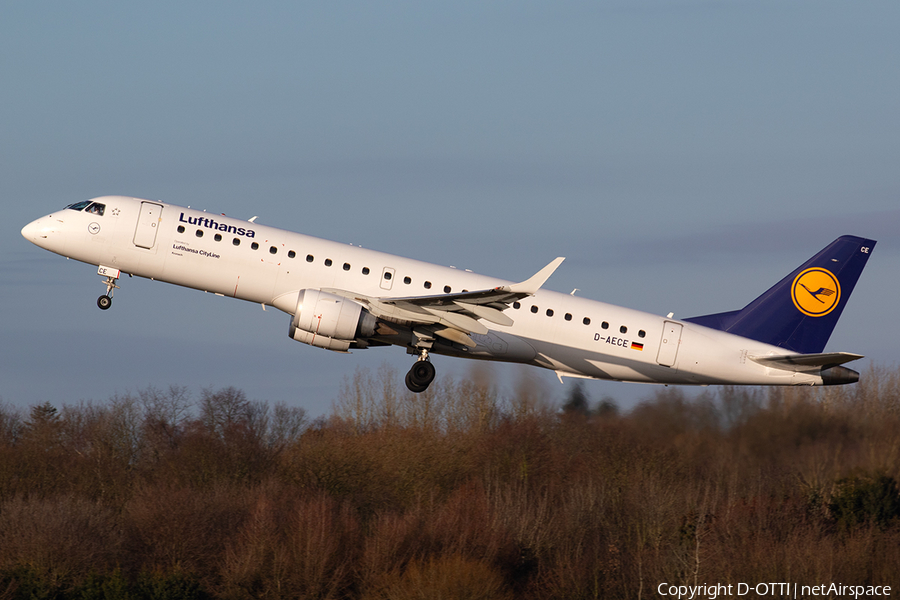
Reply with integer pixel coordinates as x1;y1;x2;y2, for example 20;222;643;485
507;257;565;295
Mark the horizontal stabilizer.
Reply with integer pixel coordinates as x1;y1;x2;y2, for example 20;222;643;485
750;352;864;372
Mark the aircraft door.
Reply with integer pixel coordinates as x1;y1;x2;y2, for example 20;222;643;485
133;202;163;249
656;321;683;367
380;267;395;290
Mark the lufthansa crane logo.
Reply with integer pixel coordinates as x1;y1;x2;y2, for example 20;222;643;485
791;268;841;317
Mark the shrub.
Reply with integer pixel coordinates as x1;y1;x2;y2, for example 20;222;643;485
361;554;511;600
829;472;900;531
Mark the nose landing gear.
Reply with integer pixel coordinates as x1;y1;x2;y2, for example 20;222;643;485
97;294;113;310
97;265;120;311
405;350;436;393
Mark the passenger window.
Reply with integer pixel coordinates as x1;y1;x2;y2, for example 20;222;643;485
620;325;627;334
384;271;392;280
601;321;609;329
251;242;259;250
362;267;370;275
269;246;278;254
424;281;432;289
583;317;591;325
343;263;351;271
404;276;411;284
196;230;203;238
214;234;222;242
177;225;185;233
638;330;646;338
325;259;332;266
513;302;521;309
565;313;572;321
531;306;539;314
546;309;554;317
444;286;451;293
288;250;295;258
306;255;314;262
233;238;241;246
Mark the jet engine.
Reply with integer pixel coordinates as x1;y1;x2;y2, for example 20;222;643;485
288;289;377;351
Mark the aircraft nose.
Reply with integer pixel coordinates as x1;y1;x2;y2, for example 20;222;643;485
22;219;39;241
21;218;52;245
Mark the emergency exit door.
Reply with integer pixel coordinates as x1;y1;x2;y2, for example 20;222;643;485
133;202;163;249
656;321;683;367
380;267;395;290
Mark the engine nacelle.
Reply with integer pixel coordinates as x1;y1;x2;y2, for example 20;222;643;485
288;289;376;351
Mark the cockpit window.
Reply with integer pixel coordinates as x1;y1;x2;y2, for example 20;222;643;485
85;203;105;216
66;200;93;211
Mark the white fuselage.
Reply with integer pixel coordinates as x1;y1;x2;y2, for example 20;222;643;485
22;196;825;386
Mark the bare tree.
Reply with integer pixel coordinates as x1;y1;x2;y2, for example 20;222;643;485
267;402;308;450
199;386;251;438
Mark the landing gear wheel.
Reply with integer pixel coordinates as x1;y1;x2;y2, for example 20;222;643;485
97;268;120;311
405;360;436;393
405;371;428;393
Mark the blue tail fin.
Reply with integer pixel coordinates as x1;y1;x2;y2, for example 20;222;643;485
684;235;876;354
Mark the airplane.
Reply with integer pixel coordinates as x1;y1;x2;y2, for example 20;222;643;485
21;196;875;393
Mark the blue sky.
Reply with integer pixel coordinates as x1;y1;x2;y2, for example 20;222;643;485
3;1;898;416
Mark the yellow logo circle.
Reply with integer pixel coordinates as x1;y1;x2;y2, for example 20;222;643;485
791;268;841;317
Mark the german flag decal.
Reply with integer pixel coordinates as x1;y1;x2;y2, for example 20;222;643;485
631;342;644;351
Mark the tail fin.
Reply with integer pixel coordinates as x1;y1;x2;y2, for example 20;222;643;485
684;235;876;354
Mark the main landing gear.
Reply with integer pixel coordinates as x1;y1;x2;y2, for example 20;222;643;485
96;266;120;311
405;349;436;393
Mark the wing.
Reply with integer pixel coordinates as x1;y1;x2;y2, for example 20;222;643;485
323;257;564;347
